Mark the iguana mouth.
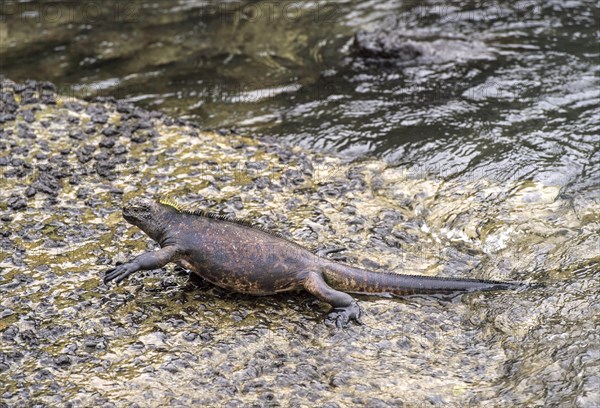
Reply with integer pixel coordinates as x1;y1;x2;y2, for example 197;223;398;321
122;211;135;223
121;204;136;221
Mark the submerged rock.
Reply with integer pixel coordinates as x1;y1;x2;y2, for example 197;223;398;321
352;28;496;63
354;30;425;60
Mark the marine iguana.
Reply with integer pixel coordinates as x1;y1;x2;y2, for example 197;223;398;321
104;197;519;327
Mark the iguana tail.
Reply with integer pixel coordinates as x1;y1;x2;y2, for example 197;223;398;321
323;261;519;296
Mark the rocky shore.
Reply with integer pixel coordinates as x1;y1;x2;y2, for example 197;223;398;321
0;78;437;406
1;78;593;407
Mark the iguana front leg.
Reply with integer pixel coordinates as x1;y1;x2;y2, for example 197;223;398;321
104;246;179;284
303;271;362;328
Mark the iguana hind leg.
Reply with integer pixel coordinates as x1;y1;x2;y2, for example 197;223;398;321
304;271;361;327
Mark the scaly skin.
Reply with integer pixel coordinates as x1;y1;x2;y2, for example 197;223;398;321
104;198;520;327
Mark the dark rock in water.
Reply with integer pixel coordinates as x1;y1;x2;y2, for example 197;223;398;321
87;104;108;124
102;125;118;137
21;109;35;123
0;113;16;123
67;115;80;125
20;89;38;105
112;144;127;155
96;159;118;179
40;87;57;105
99;138;116;149
133;119;153;131
24;186;36;197
118;123;133;138
54;355;71;367
353;29;424;60
76;145;96;164
130;133;147;143
17;125;36;140
64;101;84;112
7;194;26;210
116;101;133;114
32;172;61;196
69;130;86;141
0;90;18;115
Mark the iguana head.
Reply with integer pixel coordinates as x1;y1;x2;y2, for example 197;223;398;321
122;197;176;240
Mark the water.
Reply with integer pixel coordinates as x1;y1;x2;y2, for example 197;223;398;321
1;0;599;406
1;1;597;177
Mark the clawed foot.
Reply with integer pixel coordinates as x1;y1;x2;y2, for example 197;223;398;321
104;262;139;284
326;301;362;328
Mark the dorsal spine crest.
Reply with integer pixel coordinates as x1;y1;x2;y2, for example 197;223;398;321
155;196;288;240
157;196;183;212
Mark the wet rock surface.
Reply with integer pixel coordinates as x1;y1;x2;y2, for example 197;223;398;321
0;79;598;406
